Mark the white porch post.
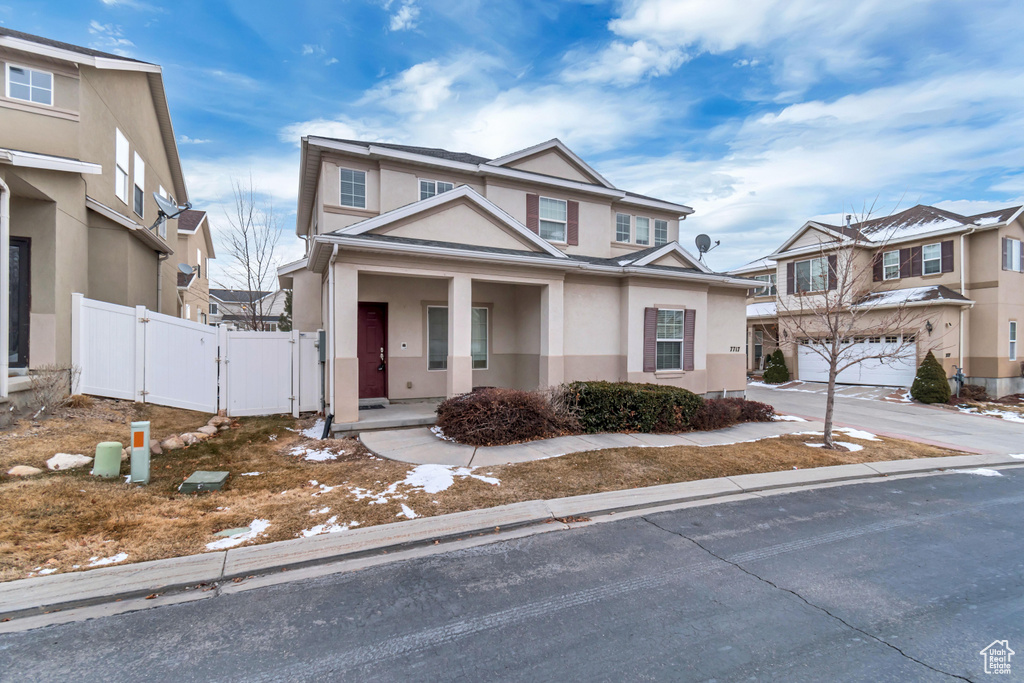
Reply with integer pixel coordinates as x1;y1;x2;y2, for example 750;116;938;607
539;280;564;388
0;175;9;400
333;262;359;423
447;274;473;397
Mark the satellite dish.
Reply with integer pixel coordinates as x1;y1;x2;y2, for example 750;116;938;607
153;192;189;219
178;263;194;276
695;234;712;253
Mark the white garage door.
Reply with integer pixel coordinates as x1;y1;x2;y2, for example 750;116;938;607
797;336;918;387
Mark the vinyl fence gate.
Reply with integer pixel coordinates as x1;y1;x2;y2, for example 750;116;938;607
72;294;322;417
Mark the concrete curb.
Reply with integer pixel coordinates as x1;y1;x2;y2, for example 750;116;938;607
3;453;1021;621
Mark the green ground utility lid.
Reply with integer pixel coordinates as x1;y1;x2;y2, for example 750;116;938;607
178;470;229;494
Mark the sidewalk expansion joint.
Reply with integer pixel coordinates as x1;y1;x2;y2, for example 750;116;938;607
640;516;974;683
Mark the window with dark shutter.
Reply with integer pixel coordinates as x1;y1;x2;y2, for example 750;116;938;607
683;309;695;371
567;200;579;246
786;262;795;294
910;246;923;277
941;240;954;273
827;254;838;290
526;194;539;234
872;253;883;282
899;248;912;278
643;307;658;373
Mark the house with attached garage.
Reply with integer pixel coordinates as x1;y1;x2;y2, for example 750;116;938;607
0;27;191;403
734;204;1024;396
282;137;757;427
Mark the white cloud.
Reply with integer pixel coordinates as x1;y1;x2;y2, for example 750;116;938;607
87;20;134;56
301;44;325;56
562;40;687;86
362;59;463;113
178;135;211;145
389;0;420;31
325;57;339;66
99;0;160;10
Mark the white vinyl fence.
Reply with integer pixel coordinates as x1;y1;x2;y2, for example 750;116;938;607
72;294;321;417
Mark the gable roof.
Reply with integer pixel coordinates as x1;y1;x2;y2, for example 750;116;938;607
176;209;206;233
485;138;616;189
322;138;490;165
0;26;151;64
209;289;272;304
176;271;196;289
622;241;711;273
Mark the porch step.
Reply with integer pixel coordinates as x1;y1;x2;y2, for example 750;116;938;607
332;414;436;436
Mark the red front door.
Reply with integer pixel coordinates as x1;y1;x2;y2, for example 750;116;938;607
358;303;388;399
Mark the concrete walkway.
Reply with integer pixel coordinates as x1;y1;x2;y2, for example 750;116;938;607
359;419;825;466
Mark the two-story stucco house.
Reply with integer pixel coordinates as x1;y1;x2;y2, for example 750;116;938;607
736;204;1024;396
175;209;215;324
283;136;755;428
0;27;190;401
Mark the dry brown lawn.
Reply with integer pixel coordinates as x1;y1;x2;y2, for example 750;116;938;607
0;400;963;582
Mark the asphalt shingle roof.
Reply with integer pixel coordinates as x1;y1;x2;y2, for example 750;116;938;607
176;209;206;233
209;289;272;303
324;138;491;165
0;27;152;64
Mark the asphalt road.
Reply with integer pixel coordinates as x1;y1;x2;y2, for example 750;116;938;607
2;467;1022;682
747;383;1024;455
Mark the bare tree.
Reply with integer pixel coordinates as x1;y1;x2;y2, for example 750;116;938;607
771;203;954;449
217;176;281;331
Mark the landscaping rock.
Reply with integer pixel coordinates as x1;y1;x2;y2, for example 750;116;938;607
180;433;200;446
46;453;93;471
161;435;185;451
150;441;163;455
7;465;43;477
208;416;231;427
121;448;129;462
191;431;212;441
219;425;230;431
197;425;218;436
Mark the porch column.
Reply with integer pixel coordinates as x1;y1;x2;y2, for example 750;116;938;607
0;175;8;399
539;280;564;388
447;274;473;397
333;262;359;423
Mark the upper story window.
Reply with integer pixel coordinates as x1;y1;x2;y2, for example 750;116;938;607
794;257;828;293
635;216;650;246
6;64;52;106
210;302;219;315
654;219;668;246
922;243;941;275
340;168;366;208
115;129;130;205
615;213;631;242
419;179;453;200
539;197;567;242
753;273;777;296
883;250;900;280
133;152;145;218
1004;237;1023;272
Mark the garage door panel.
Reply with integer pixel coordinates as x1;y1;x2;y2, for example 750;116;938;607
798;339;917;387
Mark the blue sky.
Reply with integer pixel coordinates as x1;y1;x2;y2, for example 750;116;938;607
4;0;1024;273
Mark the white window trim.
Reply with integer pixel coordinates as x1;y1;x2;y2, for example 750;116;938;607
753;273;777;296
339;168;367;209
654;219;669;247
655;308;685;371
133;152;145;218
418;178;455;201
922;243;942;275
615;213;631;243
1009;237;1023;273
210;302;219;315
1010;321;1018;362
426;305;490;371
5;63;53;107
882;250;900;280
427;305;448;371
115;128;130;206
635;216;651;246
794;257;828;293
538;196;568;244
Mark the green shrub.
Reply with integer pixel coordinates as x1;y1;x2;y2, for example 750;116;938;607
435;388;575;446
910;351;951;404
761;349;790;384
564;381;704;433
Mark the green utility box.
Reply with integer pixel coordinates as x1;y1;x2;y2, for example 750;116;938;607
92;442;123;478
178;471;230;494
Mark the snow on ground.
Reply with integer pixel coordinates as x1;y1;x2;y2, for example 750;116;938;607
805;442;865;452
883;390;913;403
205;520;271;550
347;464;501;506
289;420;325;439
431;426;456;442
88;552;128;567
310;481;337;497
773;415;807;422
1011;454;1024;460
398;504;419;519
298;516;360;538
954;468;1003;477
290;445;343;462
310;506;331;515
957;406;1024;423
835;427;882;441
240;472;262;476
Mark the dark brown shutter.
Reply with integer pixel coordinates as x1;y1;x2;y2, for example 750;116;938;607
567;200;579;246
1020;241;1024;272
643;308;658;373
910;246;923;277
941;240;954;273
786;262;795;294
526;194;539;234
872;252;883;282
683;309;696;372
827;254;838;291
1003;237;1011;270
899;247;912;278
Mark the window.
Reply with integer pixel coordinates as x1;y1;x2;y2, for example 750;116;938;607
115;129;129;205
922;243;941;275
471;307;488;369
1011;322;1018;362
157;185;170;237
753;273;777;296
794;257;828;293
1006;238;1023;272
196;248;202;279
210;302;219;315
615;213;631;242
868;336;881;343
654;219;669;246
427;306;448;370
6;64;52;106
133;152;145;217
539;197;567;242
655;309;684;371
340;168;366;208
884;335;899;343
883;250;900;280
419;179;454;200
635;216;650;246
184;303;191;320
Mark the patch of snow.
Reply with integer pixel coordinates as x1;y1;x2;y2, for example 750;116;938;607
124;474;131;484
883;390;913;403
310;506;331;515
954;468;1003;477
269;434;277;442
37;568;57;575
205;519;271;550
398;504;419;519
981;409;1024;424
298;516;355;537
290;445;342;462
747;301;777;318
836;427;882;441
805;441;865;452
88;552;128;567
431;425;456;442
290;420;325;439
1010;454;1024;460
240;471;262;476
773;415;807;422
346;464;501;506
311;481;337;497
974;216;1000;226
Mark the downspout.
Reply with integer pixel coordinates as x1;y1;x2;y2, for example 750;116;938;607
157;251;169;315
0;174;9;399
959;228;976;372
328;244;338;417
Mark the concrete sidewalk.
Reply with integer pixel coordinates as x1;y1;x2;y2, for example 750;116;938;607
359;419;826;466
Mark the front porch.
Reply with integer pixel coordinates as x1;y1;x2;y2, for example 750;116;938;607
332;399;440;435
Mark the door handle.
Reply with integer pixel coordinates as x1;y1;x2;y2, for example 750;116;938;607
378;346;386;373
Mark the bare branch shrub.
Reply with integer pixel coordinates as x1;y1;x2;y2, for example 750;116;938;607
29;364;81;417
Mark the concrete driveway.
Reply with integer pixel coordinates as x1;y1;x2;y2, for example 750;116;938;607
748;382;1023;455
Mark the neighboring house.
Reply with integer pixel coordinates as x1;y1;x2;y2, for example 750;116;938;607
175;209;215;324
281;136;755;425
0;27;189;401
734;204;1024;396
208;288;286;330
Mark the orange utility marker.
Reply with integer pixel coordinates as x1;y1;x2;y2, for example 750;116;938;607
130;421;150;484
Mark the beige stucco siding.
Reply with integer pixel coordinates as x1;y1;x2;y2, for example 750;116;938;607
503;150;595;184
372;199;542;252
